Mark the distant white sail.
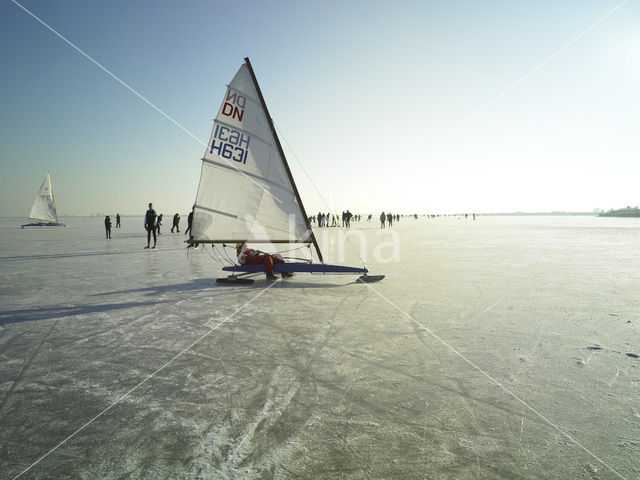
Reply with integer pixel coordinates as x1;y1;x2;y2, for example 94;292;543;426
28;172;58;222
191;62;311;243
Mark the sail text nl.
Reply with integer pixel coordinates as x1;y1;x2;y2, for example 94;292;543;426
210;124;250;164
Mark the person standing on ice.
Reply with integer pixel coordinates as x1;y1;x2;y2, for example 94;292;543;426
104;215;112;239
144;203;157;249
185;206;196;247
115;213;121;228
345;210;353;228
171;213;180;233
235;242;291;281
380;212;386;229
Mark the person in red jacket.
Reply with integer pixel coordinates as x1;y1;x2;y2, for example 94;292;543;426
236;242;289;280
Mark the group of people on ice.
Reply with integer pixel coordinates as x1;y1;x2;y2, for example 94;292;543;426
305;211;405;229
103;213;122;238
311;210;361;227
379;212;400;228
140;203;195;249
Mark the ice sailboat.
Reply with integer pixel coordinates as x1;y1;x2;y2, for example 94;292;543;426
21;172;67;228
190;58;383;284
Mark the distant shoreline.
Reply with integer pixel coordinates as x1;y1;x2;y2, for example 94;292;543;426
598;207;640;218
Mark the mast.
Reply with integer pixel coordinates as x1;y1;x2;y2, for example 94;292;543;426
243;57;324;263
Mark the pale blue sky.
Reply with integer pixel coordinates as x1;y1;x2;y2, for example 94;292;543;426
1;0;638;216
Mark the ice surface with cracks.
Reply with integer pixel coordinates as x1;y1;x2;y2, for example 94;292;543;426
0;215;638;479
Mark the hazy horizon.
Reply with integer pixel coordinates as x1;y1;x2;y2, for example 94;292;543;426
2;1;639;217
0;209;620;219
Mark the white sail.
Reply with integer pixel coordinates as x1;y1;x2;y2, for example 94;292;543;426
191;61;311;244
28;173;58;223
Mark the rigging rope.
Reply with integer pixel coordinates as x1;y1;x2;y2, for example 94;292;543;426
200;244;223;267
220;244;237;265
209;245;223;266
276;124;368;267
272;243;312;255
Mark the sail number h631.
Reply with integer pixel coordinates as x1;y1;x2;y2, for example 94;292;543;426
210;124;250;164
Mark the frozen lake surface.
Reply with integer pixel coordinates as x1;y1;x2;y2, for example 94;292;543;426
0;215;639;479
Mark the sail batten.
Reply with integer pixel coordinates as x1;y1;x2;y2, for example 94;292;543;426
201;158;291;193
193;204;238;219
191;60;314;246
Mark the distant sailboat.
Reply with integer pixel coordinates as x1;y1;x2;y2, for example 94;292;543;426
22;172;67;228
190;58;383;283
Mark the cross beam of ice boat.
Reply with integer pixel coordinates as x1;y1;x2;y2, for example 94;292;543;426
22;221;67;228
